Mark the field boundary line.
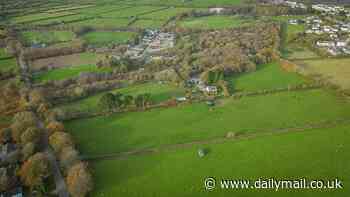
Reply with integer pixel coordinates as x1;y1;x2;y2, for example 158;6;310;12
82;118;350;161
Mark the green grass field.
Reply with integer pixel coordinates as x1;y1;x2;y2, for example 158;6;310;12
91;124;350;197
178;16;254;29
45;4;95;13
131;19;166;28
69;18;131;29
0;48;12;59
100;6;164;18
57;82;186;112
287;24;305;40
21;31;76;45
75;5;130;15
29;14;90;26
65;89;350;156
82;31;137;46
124;0;245;7
33;64;112;83
226;62;307;92
141;7;194;20
0;49;17;72
12;11;75;24
0;58;17;73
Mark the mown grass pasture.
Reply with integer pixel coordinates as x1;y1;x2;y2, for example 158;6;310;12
100;6;165;18
21;31;76;46
91;124;350;197
11;11;75;24
29;14;90;26
124;0;245;7
33;64;112;83
178;16;254;29
65;89;350;155
131;19;166;29
82;31;137;46
68;18;131;29
226;62;307;92
0;49;17;72
142;7;195;20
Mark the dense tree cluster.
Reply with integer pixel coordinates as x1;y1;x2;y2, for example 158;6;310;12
97;55;137;73
23;40;85;61
172;23;280;83
98;92;152;112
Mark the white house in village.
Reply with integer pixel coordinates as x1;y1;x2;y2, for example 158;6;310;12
316;41;335;47
336;41;347;47
188;77;218;95
209;7;225;14
204;86;218;95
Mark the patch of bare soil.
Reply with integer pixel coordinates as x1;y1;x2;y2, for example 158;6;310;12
31;53;100;71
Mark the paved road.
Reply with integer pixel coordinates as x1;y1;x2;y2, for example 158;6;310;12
44;148;69;197
39;121;69;197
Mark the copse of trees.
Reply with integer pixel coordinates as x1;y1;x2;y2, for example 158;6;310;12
98;92;153;112
23;40;85;61
97;55;137;73
172;23;279;83
19;152;50;190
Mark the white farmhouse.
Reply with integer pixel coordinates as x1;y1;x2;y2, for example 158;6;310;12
316;41;335;47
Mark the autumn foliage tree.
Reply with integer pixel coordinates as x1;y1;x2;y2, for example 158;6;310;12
10;111;38;143
19;152;50;189
46;121;65;136
59;146;79;170
20;126;42;145
66;162;93;197
49;131;74;154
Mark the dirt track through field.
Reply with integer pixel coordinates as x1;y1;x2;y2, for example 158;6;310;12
83;118;350;161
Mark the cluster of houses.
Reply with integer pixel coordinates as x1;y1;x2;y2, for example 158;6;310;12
287;14;350;56
283;1;307;9
299;16;350;56
188;77;218;95
316;40;350;55
312;4;350;16
275;1;350;17
126;29;175;61
304;16;350;34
